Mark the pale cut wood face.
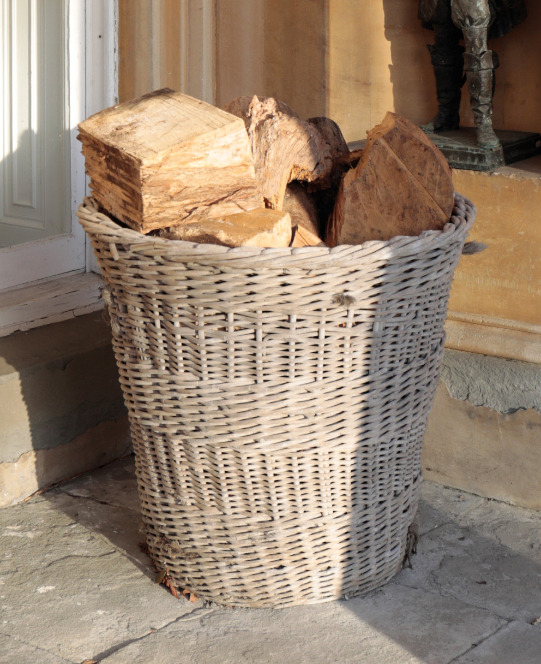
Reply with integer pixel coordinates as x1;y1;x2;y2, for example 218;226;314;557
159;208;292;248
78;89;262;233
79;89;239;161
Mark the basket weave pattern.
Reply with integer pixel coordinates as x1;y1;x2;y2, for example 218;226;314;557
78;194;475;608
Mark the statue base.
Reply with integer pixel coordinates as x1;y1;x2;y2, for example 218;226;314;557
422;127;541;172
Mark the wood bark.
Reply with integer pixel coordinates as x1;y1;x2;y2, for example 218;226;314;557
78;89;263;233
158;209;292;248
223;95;296;130
306;116;350;190
282;182;321;238
326;112;454;247
243;97;334;210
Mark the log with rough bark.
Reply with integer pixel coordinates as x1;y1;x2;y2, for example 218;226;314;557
307;116;350;190
242;97;334;210
158;209;292;248
78;89;263;233
283;182;321;238
326;112;454;247
223;95;295;130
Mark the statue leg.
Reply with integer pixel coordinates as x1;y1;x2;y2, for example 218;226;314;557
420;22;465;133
452;0;500;149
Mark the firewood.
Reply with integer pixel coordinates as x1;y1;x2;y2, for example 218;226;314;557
308;117;350;159
326;112;454;247
307;117;350;190
291;225;327;248
223;96;295;130
222;96;254;127
283;182;321;239
244;97;333;210
78;88;263;233
158;209;292;248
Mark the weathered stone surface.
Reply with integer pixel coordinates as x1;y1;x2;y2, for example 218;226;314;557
414;481;484;536
423;382;541;510
396;489;541;623
0;312;125;463
2;458;541;664
0;312;130;507
0;416;131;508
100;584;502;664
450;161;541;328
47;489;149;576
0;634;71;664
453;621;541;664
440;349;541;414
59;454;140;513
0;492;200;663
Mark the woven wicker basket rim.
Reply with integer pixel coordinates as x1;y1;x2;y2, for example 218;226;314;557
77;193;476;268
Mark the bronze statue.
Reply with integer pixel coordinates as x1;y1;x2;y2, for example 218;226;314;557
419;0;527;149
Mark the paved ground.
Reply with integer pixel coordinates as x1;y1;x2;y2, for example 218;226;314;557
1;456;540;664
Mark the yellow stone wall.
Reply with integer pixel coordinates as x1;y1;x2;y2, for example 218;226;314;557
450;161;541;327
119;0;541;142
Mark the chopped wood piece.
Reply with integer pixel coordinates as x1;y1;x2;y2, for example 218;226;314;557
223;96;295;130
78;88;263;233
335;148;363;169
326;112;454;247
308;117;350;162
222;96;255;127
283;182;321;238
245;97;333;210
291;225;327;247
307;117;350;191
159;209;292;248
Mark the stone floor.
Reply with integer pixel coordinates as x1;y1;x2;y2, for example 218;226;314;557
1;456;541;664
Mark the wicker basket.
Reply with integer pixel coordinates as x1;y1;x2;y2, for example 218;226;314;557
78;194;475;609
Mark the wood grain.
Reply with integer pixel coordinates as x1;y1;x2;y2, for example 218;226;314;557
327;112;454;247
78;89;262;233
158;209;292;247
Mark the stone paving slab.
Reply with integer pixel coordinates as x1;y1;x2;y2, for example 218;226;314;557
453;621;541;664
396;500;541;623
99;583;504;664
59;455;140;513
0;489;201;663
0;633;73;664
46;490;150;575
414;481;485;535
2;456;541;663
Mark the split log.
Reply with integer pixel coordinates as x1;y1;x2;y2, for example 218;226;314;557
308;117;350;159
283;182;321;238
243;97;333;210
307;116;350;190
158;209;292;248
222;96;255;127
223;95;296;130
326;112;454;247
78;88;262;233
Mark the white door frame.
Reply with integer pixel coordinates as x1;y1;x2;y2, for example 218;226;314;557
0;0;117;335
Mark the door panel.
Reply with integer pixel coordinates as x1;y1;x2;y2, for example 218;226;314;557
0;0;71;248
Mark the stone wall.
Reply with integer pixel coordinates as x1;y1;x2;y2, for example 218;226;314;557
0;313;131;507
118;0;541;143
